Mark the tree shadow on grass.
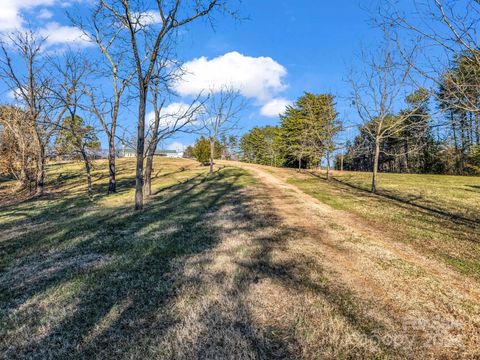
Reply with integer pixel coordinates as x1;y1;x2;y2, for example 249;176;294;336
307;171;480;229
0;168;296;358
1;167;410;359
232;228;402;359
466;184;480;192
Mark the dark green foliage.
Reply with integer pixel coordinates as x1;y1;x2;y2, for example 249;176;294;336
192;136;222;165
183;145;194;159
240;126;282;166
220;134;239;160
466;144;480;173
436;52;480;174
340;88;454;174
240;93;341;169
278;102;312;168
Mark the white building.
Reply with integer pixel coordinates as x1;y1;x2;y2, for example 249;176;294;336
123;149;183;158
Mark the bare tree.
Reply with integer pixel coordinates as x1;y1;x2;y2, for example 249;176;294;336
378;0;480;172
74;4;136;194
96;0;227;210
0;106;37;190
0;30;66;195
382;0;480;114
197;87;244;174
50;51;98;197
350;32;427;193
143;64;204;196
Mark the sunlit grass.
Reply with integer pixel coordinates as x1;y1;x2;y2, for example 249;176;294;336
0;158;259;358
278;169;480;278
1;159;479;358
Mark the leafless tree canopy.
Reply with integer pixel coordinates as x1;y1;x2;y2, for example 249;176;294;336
381;0;480;113
197;86;245;174
350;28;429;191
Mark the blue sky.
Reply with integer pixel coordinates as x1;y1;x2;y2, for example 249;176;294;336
172;0;378;148
0;0;384;150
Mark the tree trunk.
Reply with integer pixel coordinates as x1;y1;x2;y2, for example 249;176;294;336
476;111;479;145
36;144;45;195
85;159;93;198
452;116;460;174
460;115;466;175
18;146;29;190
209;139;215;175
135;86;147;210
404;139;409;173
371;138;380;193
326;151;331;181
107;135;116;194
144;153;153;197
340;153;344;172
78;149;93;198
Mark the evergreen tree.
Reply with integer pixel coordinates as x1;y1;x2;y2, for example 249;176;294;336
240;126;282;166
278;100;312;169
55;115;100;159
277;92;341;173
193;136;222;165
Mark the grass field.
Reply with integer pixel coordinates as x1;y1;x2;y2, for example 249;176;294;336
263;167;480;279
0;158;259;358
1;158;479;359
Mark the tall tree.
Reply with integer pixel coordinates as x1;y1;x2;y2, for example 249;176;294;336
96;0;227;210
76;4;136;194
55;115;100;195
349;30;426;192
279;105;311;170
384;0;480;133
143;74;202;196
50;51;99;197
298;92;342;180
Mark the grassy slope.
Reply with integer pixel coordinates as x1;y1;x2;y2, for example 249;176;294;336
1;159;479;358
264;167;480;278
0;158;257;358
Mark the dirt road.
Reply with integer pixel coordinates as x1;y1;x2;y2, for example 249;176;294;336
226;162;480;359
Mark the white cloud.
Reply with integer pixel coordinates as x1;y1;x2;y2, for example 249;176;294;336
260;98;293;117
137;11;162;26
38;22;91;47
0;0;56;31
38;9;54;20
174;51;288;102
0;1;89;47
147;102;200;129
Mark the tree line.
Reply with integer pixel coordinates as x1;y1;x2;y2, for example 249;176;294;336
342;54;480;177
240;92;341;179
239;1;480;193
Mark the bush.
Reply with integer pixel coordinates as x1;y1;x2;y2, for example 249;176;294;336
466;144;480;175
193;136;211;165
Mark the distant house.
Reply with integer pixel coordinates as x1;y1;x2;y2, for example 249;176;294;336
123;148;184;158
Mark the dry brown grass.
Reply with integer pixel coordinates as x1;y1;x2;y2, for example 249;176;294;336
228;161;480;359
1;158;479;359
